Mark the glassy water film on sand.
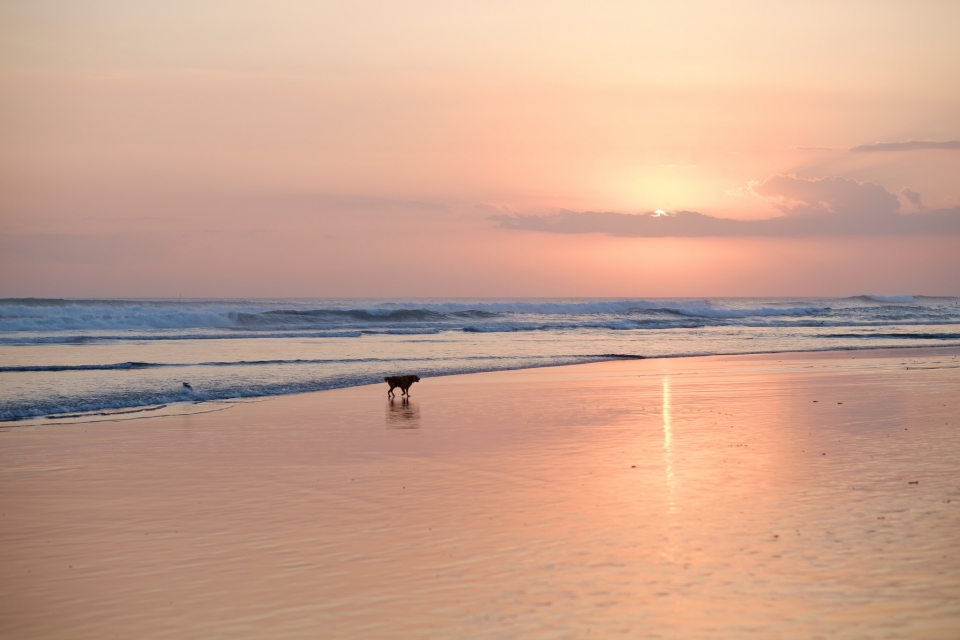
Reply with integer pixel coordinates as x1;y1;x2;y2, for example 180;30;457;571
2;296;960;421
2;350;958;638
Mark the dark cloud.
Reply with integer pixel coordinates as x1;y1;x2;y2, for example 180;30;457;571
850;140;960;152
900;188;922;207
492;175;960;237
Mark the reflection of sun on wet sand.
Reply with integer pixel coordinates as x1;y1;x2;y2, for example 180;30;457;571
1;347;959;639
661;376;676;515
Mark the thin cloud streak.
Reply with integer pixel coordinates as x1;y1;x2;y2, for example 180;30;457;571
493;208;960;237
851;140;960;152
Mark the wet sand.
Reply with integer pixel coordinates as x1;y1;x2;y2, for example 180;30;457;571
1;347;959;639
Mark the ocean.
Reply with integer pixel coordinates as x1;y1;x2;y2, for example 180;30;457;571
1;295;959;422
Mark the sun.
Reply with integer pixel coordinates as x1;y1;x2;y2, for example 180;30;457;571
653;210;668;217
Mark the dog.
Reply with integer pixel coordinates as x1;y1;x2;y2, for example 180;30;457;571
385;375;420;398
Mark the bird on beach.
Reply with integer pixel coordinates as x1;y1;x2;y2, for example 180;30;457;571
182;382;193;390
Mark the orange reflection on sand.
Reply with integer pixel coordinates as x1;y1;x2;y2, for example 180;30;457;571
1;349;959;638
662;376;676;514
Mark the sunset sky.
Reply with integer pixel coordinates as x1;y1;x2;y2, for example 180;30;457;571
2;1;959;297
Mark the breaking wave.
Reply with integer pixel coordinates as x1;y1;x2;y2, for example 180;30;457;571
0;297;833;334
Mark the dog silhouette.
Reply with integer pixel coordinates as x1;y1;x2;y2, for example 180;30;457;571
384;375;420;398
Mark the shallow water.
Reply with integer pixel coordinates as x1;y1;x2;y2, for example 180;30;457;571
2;296;960;421
1;348;958;638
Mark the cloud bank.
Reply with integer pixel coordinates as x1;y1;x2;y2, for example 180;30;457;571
493;176;960;237
850;140;960;152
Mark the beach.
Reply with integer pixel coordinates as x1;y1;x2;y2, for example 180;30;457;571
1;347;959;638
6;1;960;637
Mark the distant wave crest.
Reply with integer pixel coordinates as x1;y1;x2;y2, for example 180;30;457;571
854;294;915;303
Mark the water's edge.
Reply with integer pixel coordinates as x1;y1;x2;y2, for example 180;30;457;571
6;343;958;427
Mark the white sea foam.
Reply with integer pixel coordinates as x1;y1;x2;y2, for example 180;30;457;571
0;303;237;331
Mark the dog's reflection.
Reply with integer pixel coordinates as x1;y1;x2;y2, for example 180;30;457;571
386;398;420;429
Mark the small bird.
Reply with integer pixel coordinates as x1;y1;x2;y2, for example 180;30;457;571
182;382;193;390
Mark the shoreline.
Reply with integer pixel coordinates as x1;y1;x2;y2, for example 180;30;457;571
5;343;960;428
